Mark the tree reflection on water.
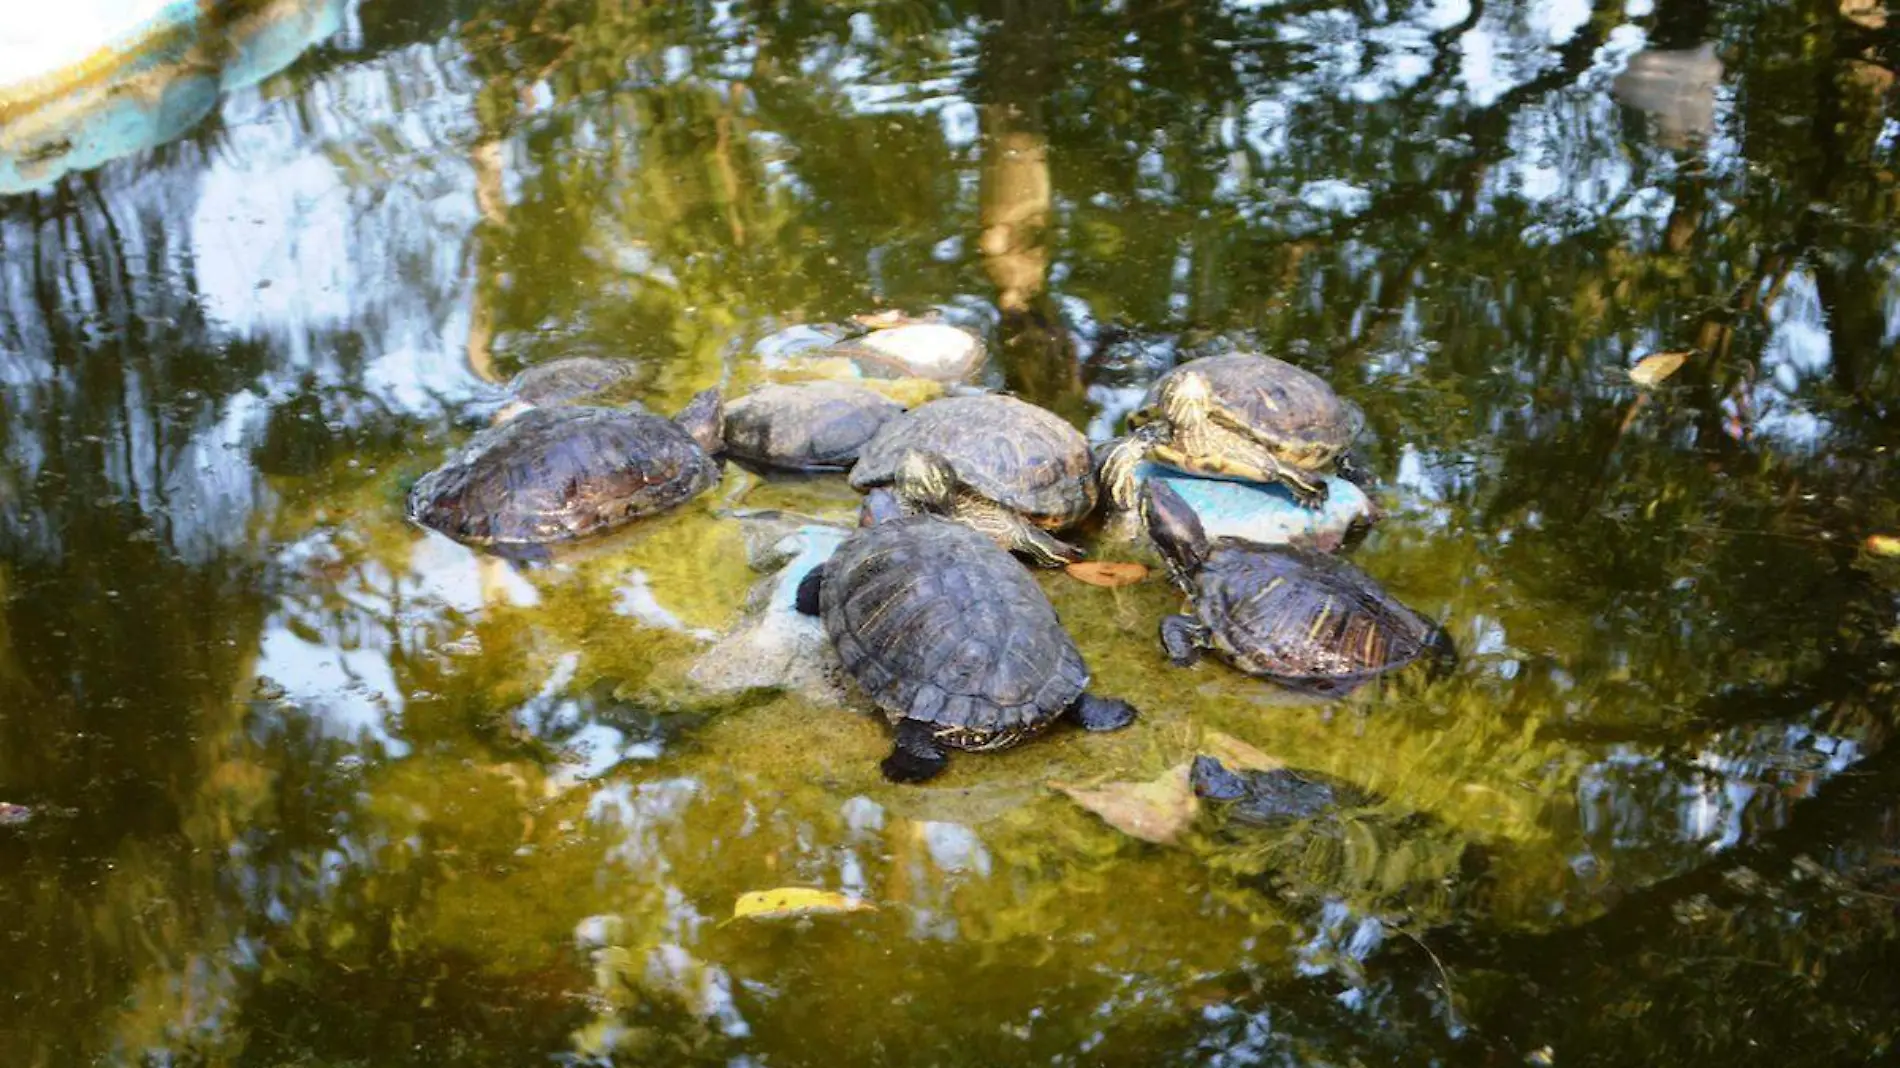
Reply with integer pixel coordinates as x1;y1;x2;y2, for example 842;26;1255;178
0;0;1897;1064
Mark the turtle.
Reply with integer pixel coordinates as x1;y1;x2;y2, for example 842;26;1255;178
794;489;1137;783
406;389;723;551
722;382;906;471
1140;480;1453;694
1100;352;1364;511
1190;755;1379;828
849;393;1098;566
494;357;647;420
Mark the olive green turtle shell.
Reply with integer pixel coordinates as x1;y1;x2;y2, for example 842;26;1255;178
1134;353;1361;464
723;382;904;471
506;357;646;409
1192;540;1437;692
406;406;717;547
849;394;1097;526
819;515;1089;749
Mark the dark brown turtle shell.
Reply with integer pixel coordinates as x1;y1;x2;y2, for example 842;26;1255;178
723;382;905;471
1193;541;1439;692
507;357;647;410
819;515;1089;749
406;406;717;547
849;394;1097;527
1134;353;1361;467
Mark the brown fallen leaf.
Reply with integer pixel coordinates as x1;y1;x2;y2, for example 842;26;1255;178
1051;762;1199;845
1201;731;1285;773
1629;351;1688;387
1065;561;1150;588
732;888;875;921
1866;534;1900;558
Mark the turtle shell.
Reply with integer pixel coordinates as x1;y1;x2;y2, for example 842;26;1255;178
406;406;717;547
1135;353;1361;465
507;357;646;409
849;394;1097;527
819;515;1088;749
1192;541;1437;692
723;382;905;471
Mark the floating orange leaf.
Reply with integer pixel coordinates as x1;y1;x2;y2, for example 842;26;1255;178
1865;534;1900;558
732;888;875;921
1052;763;1199;845
1065;561;1149;587
1629;351;1688;387
1202;731;1285;773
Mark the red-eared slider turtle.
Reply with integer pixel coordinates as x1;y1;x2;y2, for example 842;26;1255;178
794;490;1137;782
1101;353;1363;510
494;357;648;421
407;390;723;550
849;394;1097;566
1191;755;1378;827
723;382;906;471
507;357;645;409
1141;481;1451;694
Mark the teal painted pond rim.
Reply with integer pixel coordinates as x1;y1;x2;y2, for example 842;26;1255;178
0;0;347;196
0;1;214;100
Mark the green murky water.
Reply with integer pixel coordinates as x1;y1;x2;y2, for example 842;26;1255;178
4;1;1900;1064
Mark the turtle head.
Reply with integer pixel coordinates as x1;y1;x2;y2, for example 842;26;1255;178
1159;369;1215;433
1421;623;1460;683
892;449;958;515
672;389;724;454
860;487;907;527
1140;479;1209;578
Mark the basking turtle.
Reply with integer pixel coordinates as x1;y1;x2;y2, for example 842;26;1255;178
1101;353;1363;511
1141;480;1451;694
723;382;906;471
849;394;1097;566
493;357;648;421
507;357;645;409
407;390;723;550
795;490;1137;783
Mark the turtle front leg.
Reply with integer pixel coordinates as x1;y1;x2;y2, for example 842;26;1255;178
959;495;1084;566
1098;428;1159;511
1065;692;1138;732
881;719;950;783
1267;455;1329;510
1160;614;1210;667
1010;519;1086;567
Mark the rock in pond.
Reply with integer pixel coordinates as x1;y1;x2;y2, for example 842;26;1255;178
756;319;989;385
687;519;851;703
1107;461;1373;552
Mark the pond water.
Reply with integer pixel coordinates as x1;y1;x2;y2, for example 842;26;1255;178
3;1;1899;1065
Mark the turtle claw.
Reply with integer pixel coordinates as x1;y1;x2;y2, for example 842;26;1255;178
1068;692;1138;732
1160;614;1207;667
1290;480;1328;510
882;720;948;783
1015;523;1085;567
1334;450;1374;492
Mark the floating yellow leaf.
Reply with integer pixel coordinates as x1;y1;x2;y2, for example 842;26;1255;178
1064;561;1150;588
732;888;875;921
1866;534;1900;558
1202;731;1285;773
1051;762;1199;845
1629;351;1688;387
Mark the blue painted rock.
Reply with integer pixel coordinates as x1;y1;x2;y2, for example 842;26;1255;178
1127;462;1373;552
687;522;852;701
